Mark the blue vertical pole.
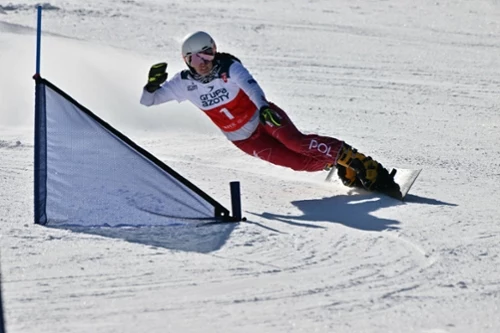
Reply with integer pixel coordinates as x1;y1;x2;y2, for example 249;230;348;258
34;5;47;225
230;181;242;221
35;5;42;75
0;254;5;333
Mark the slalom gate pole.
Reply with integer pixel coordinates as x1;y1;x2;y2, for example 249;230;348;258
0;255;5;333
33;5;46;225
35;5;42;75
230;181;243;222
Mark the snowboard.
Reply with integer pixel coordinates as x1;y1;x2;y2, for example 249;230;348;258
326;167;422;201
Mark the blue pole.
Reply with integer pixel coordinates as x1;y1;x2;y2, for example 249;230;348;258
35;5;42;75
0;254;5;333
230;181;243;221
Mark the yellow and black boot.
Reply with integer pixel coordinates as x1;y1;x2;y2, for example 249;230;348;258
337;165;363;188
336;143;399;192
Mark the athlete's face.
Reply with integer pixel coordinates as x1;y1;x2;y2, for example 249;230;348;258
191;56;213;76
185;48;216;76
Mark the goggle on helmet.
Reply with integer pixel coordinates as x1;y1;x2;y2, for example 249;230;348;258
181;31;217;67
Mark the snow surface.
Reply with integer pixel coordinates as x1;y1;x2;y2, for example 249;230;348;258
1;0;500;332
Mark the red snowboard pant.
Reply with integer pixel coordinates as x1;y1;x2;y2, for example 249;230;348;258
232;103;344;172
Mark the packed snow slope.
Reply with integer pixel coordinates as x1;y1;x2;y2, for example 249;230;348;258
1;1;499;332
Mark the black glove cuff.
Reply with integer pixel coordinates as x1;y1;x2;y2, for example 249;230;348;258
145;83;160;93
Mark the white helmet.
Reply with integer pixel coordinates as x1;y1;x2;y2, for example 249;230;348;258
181;31;217;65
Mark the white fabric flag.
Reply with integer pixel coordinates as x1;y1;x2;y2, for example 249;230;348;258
35;80;229;227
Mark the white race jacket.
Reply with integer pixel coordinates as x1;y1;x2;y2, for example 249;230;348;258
140;54;269;141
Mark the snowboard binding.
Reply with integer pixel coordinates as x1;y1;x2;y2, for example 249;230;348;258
335;144;402;197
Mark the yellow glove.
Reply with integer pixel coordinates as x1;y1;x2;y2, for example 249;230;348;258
145;63;168;93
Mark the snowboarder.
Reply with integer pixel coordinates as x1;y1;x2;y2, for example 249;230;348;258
140;31;397;193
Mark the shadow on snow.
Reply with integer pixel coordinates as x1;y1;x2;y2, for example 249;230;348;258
47;222;237;254
252;192;456;232
45;193;454;251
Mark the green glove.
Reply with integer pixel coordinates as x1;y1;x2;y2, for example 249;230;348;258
145;63;168;93
259;106;282;127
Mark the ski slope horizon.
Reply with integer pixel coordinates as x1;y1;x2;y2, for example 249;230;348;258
1;1;500;332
